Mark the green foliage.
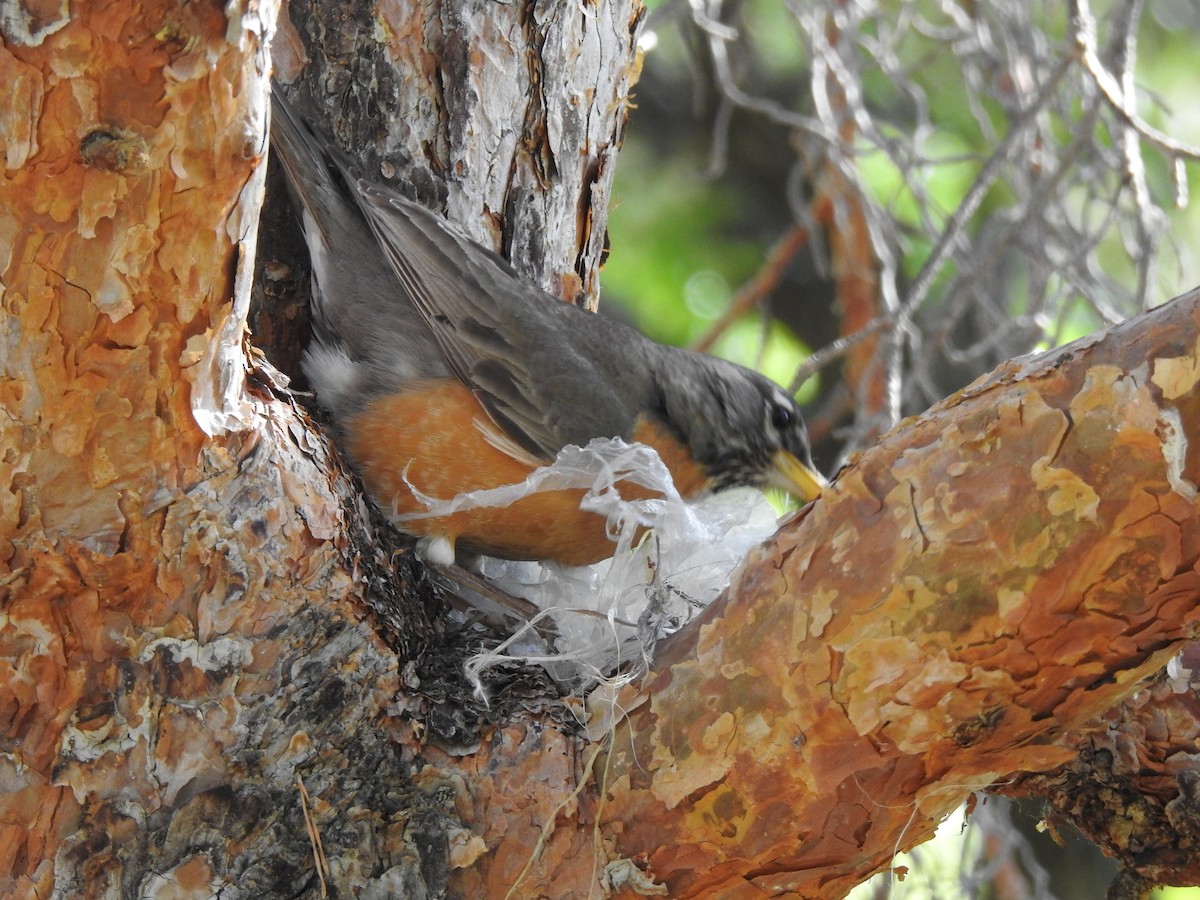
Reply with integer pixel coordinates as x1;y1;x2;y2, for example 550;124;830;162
604;143;762;347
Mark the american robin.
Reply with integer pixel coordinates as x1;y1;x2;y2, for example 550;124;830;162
269;88;825;567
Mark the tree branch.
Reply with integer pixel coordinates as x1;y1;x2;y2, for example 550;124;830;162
601;289;1200;897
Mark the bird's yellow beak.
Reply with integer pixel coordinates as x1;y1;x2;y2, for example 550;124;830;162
770;449;826;503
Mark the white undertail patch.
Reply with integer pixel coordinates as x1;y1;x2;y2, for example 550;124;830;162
301;342;360;411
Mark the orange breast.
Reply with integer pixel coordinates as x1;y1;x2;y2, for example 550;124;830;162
629;417;710;498
344;380;712;565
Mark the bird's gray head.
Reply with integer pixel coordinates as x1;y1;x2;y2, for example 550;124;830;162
653;350;825;502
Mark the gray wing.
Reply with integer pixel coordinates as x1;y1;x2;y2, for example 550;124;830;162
348;180;651;460
269;90;449;415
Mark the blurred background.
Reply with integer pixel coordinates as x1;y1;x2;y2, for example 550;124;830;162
600;0;1200;896
602;0;1200;477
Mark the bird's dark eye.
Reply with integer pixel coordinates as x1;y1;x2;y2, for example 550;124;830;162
771;402;794;430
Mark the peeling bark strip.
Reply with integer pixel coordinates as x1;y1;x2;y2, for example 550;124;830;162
602;289;1200;898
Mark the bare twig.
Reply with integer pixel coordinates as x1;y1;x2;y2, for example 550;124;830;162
898;53;1075;327
690;223;813;353
1071;0;1200;162
788;317;892;393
